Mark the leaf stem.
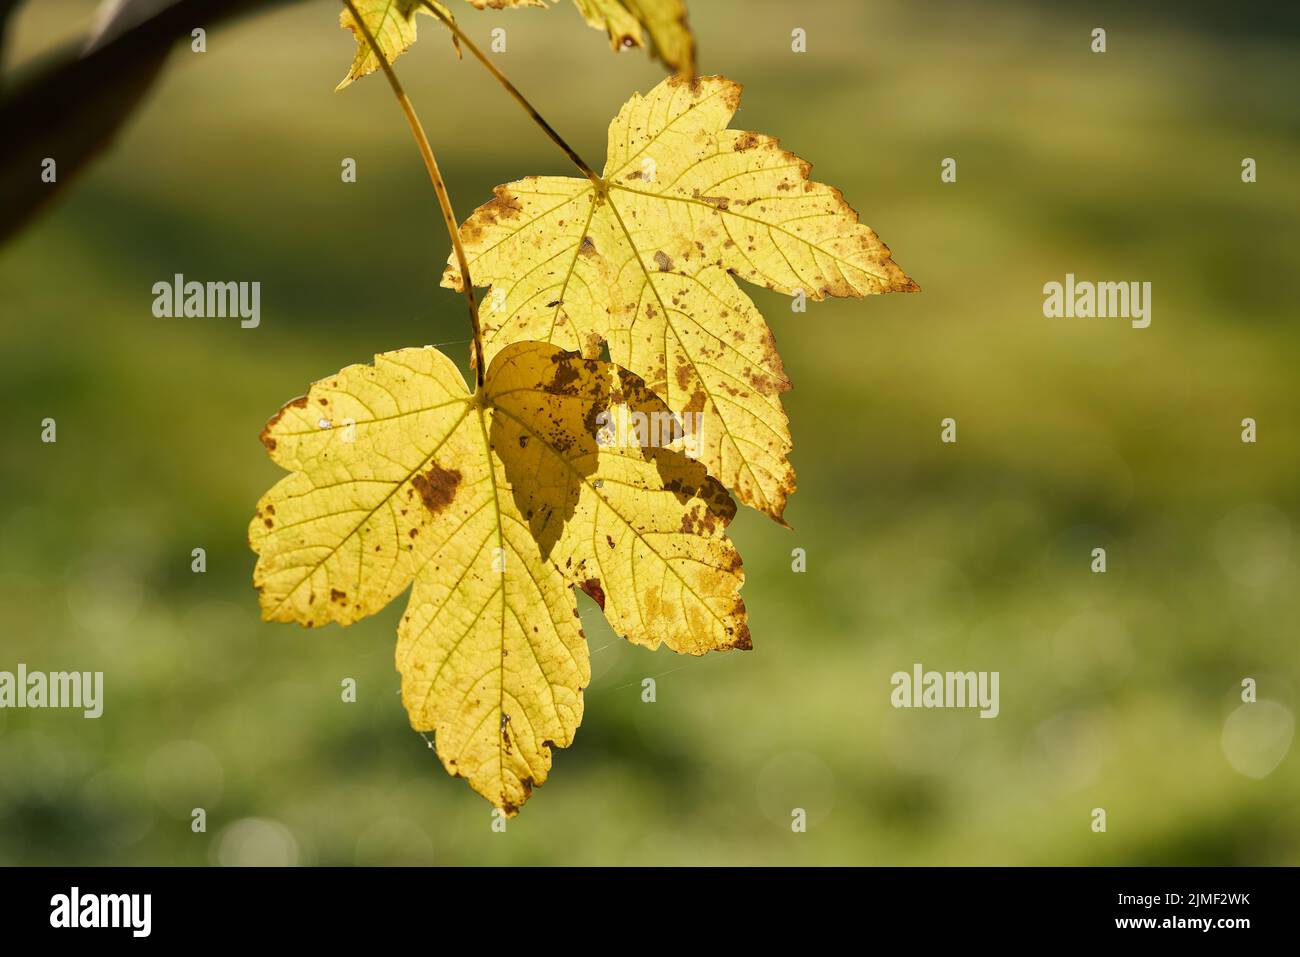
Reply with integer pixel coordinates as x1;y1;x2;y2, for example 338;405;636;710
419;1;601;183
341;0;486;387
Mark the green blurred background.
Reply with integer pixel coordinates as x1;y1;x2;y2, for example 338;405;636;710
1;0;1298;865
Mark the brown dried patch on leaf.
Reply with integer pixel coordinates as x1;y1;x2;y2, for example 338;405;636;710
410;463;462;514
259;395;308;452
579;577;606;610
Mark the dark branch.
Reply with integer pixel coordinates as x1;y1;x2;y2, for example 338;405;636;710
0;0;305;247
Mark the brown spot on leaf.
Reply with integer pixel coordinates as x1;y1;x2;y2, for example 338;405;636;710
500;777;533;816
674;362;693;392
260;395;308;451
544;354;581;396
692;191;730;211
410;463;461;515
478;192;523;224
579;578;605;610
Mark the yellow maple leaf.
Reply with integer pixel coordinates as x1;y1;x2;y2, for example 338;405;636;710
444;74;917;522
571;0;694;75
250;341;747;812
337;0;453;91
338;0;693;90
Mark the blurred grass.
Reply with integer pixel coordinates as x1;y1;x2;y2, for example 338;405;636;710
0;0;1297;865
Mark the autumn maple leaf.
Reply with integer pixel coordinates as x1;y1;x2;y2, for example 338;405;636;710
444;74;917;521
250;342;747;811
